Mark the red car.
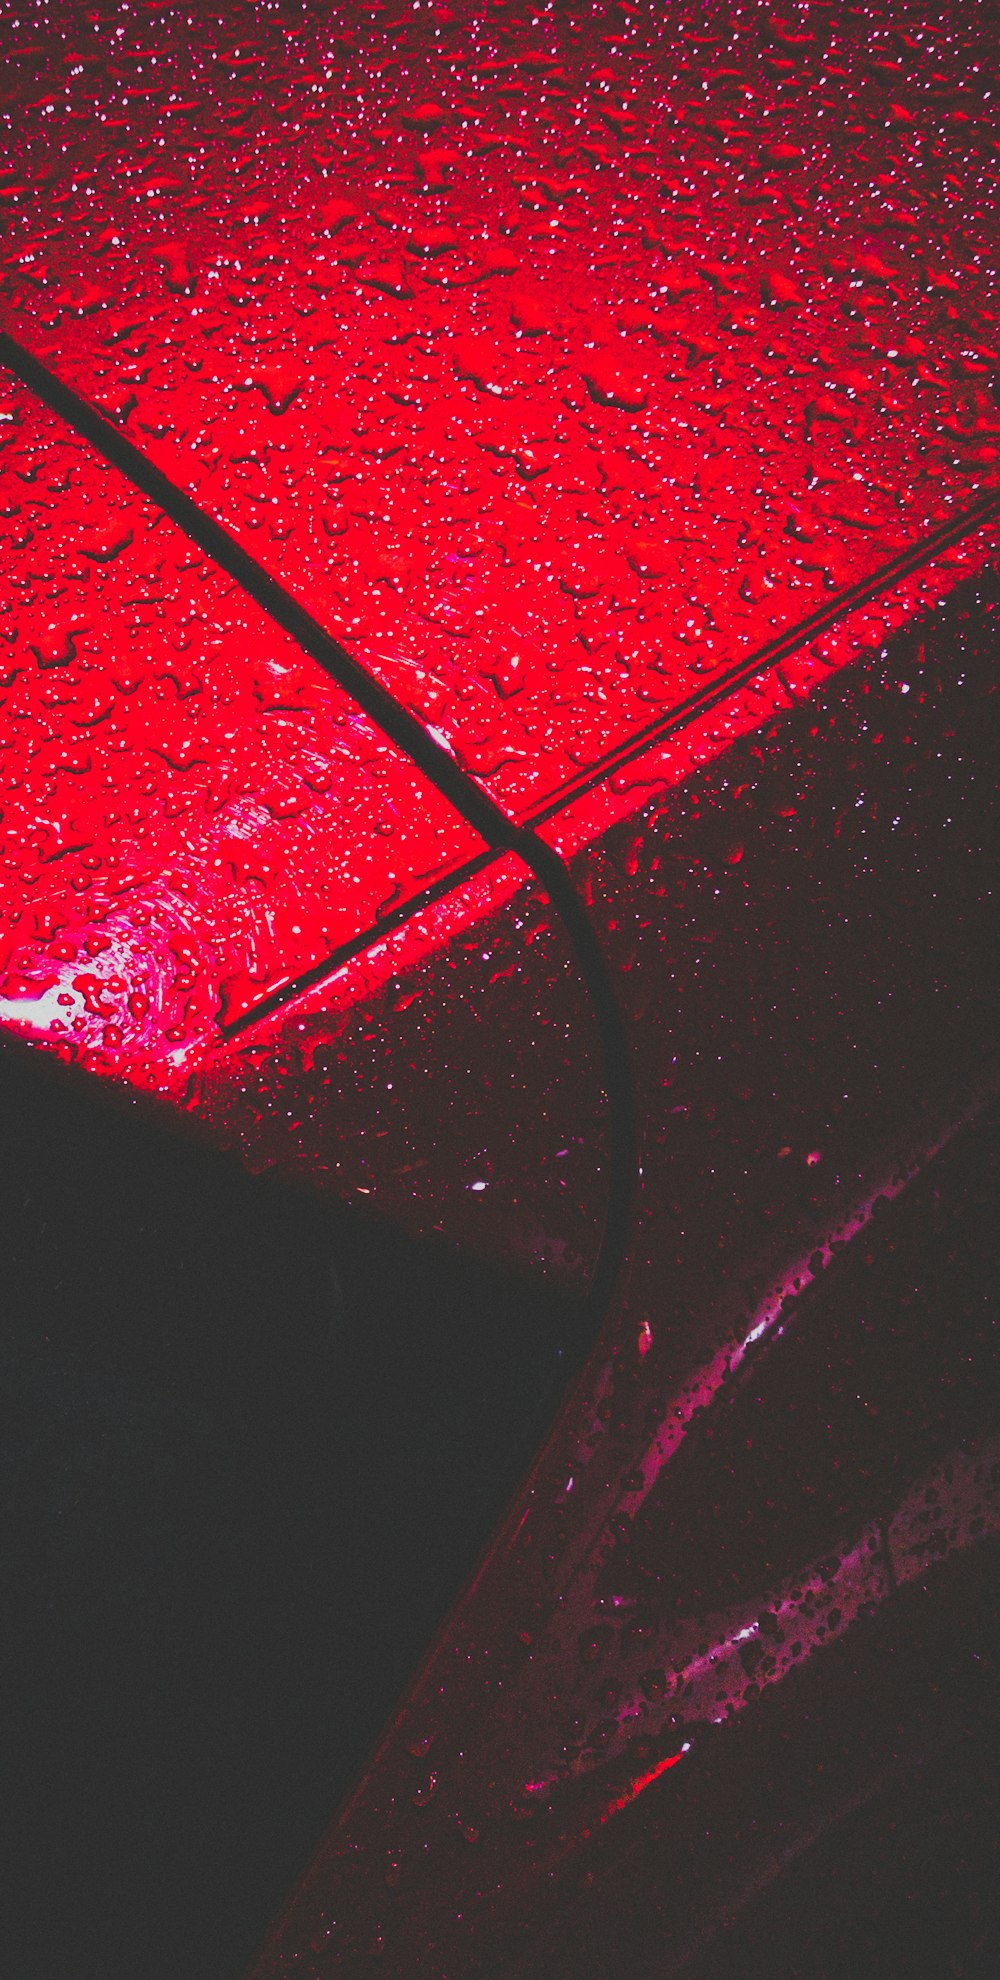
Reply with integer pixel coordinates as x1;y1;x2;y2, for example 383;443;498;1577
2;4;998;1975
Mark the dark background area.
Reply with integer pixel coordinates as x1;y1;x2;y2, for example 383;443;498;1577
0;1035;583;1980
4;1047;999;1980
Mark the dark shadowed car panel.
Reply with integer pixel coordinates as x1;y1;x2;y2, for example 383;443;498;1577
1;4;998;1978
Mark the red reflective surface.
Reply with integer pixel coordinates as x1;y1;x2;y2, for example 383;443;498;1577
1;4;999;1977
2;1;999;1080
2;0;998;823
0;388;483;1066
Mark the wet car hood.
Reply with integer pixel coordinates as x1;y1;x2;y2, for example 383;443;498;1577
1;4;998;1977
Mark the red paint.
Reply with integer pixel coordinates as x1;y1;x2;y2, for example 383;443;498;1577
602;1745;686;1820
0;5;998;1976
1;1;999;1079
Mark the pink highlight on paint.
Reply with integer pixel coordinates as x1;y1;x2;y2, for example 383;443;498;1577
602;1746;689;1821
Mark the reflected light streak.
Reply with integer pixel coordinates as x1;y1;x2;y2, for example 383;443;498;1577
602;1744;691;1822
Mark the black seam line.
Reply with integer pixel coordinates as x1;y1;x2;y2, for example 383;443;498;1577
0;331;636;1323
528;483;1000;826
0;332;512;849
221;483;1000;1039
221;846;498;1038
5;336;999;1320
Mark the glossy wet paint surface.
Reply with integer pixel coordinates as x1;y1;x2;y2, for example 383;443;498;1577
2;0;999;1069
1;4;998;1977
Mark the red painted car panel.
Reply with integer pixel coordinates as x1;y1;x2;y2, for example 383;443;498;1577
1;3;999;1976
